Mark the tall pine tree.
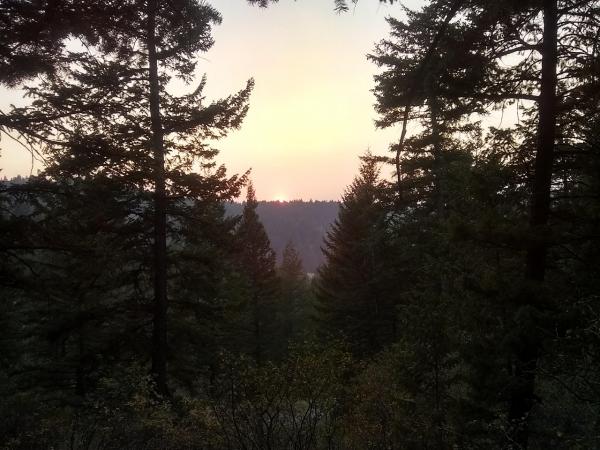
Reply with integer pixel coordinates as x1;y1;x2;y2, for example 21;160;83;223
317;155;397;355
7;0;253;395
232;183;278;364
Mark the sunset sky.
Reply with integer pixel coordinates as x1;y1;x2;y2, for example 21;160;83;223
0;0;423;201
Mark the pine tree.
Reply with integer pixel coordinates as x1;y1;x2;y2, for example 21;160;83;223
317;155;397;355
233;183;278;364
277;241;312;351
167;195;243;391
440;2;597;444
7;0;253;395
373;1;600;445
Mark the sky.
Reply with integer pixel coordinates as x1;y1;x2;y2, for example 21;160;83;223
0;0;423;201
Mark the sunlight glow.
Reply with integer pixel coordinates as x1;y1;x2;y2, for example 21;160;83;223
274;194;288;202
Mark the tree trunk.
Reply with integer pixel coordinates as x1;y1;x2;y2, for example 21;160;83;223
508;0;558;447
428;92;444;218
253;294;262;365
147;0;169;397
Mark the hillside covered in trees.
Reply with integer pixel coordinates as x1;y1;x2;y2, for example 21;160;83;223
1;0;600;449
225;200;339;273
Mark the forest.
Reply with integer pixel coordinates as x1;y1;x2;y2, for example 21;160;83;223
1;0;599;449
224;200;339;273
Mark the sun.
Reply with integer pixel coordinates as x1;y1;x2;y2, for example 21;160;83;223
273;193;288;202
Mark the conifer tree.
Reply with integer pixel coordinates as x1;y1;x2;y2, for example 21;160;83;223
277;241;311;350
233;183;278;364
7;0;253;395
167;194;243;390
432;2;598;445
373;1;600;445
317;155;397;355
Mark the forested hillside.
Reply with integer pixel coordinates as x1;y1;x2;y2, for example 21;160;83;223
1;0;600;449
226;201;339;272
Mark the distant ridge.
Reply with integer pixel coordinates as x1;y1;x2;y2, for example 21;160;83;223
2;176;340;273
225;200;339;273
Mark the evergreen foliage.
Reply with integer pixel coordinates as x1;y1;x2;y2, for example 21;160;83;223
317;155;398;356
277;241;314;352
1;0;600;448
4;0;252;396
230;183;279;365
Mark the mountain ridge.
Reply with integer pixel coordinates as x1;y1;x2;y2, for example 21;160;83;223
225;200;339;273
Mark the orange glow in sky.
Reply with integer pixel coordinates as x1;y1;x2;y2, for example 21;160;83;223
0;0;423;200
